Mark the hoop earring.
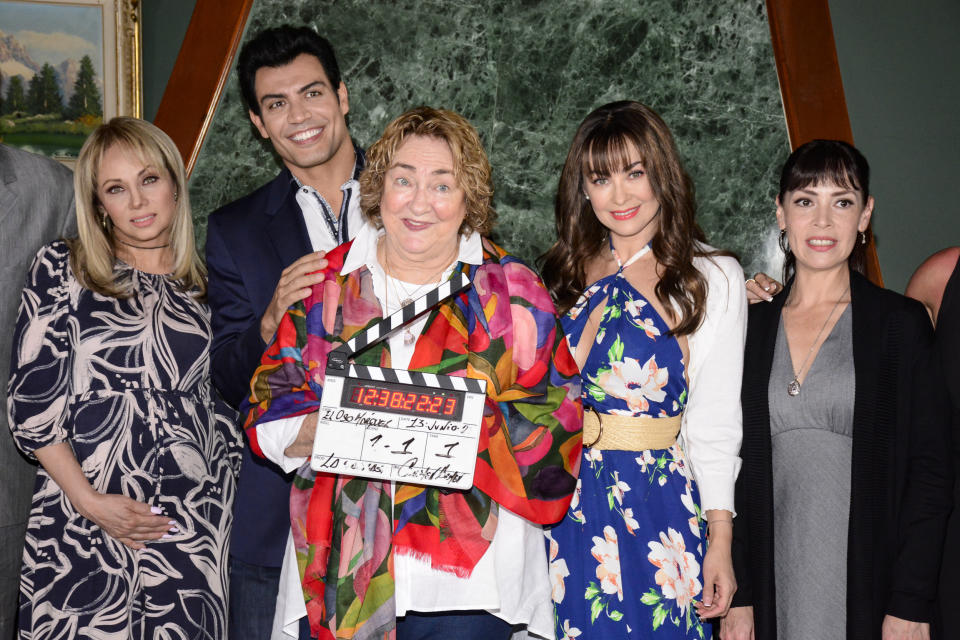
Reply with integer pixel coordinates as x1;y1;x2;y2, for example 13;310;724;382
778;229;789;253
860;231;866;245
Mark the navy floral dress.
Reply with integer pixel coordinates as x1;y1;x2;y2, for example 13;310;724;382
547;248;710;639
7;242;242;639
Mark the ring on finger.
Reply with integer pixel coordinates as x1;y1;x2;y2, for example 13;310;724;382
745;278;757;286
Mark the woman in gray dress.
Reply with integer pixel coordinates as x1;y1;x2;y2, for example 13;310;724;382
8;117;242;638
722;140;952;640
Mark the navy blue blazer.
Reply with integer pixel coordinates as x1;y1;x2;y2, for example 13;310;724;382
206;168;312;566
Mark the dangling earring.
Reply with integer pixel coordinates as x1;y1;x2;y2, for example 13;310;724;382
98;206;109;230
584;193;590;201
860;230;866;245
174;190;179;202
778;229;790;253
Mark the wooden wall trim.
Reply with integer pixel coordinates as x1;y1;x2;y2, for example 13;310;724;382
766;0;883;285
153;0;254;176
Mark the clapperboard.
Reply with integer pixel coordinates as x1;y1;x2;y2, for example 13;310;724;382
311;273;487;490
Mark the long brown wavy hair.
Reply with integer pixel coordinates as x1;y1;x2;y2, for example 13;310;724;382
540;101;714;335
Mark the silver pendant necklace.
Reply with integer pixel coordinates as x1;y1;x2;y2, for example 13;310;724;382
787;284;850;397
392;278;427;309
390;278;432;345
380;241;452;347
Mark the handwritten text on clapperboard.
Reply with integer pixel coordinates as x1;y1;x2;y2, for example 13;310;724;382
312;375;485;490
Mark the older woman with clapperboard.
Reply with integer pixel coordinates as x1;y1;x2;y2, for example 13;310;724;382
243;107;583;640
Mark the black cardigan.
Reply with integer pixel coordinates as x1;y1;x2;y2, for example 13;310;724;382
731;270;953;639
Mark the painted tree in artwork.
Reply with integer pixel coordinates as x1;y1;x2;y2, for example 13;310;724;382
66;55;102;120
25;75;41;114
4;76;26;114
26;64;64;115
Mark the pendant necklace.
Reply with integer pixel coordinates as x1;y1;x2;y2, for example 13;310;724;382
383;274;425;346
381;244;451;346
392;277;430;310
787;284;850;397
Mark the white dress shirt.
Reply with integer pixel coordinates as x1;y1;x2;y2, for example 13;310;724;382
293;172;364;251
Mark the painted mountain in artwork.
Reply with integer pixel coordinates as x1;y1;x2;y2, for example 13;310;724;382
0;29;40;81
0;29;100;101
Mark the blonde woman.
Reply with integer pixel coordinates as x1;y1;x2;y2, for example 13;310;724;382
8;117;241;638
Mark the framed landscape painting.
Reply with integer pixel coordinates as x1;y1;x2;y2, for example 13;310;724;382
0;0;141;161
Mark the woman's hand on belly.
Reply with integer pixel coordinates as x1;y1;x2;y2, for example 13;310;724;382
78;492;177;550
34;442;175;550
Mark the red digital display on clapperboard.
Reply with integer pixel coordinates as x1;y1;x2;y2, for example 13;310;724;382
341;378;466;421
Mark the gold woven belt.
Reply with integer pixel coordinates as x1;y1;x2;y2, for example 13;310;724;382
583;410;682;450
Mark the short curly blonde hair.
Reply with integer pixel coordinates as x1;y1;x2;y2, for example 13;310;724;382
359;107;497;236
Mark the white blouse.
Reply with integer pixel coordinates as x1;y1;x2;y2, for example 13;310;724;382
680;249;747;515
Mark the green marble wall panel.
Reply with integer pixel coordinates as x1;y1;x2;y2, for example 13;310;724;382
188;0;789;276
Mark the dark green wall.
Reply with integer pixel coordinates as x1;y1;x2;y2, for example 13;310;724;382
830;0;960;292
185;0;789;273
141;0;196;122
141;1;960;290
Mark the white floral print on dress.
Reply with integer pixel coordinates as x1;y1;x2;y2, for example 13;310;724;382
647;527;702;614
591;525;624;601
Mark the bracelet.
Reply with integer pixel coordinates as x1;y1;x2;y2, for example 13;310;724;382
706;520;733;536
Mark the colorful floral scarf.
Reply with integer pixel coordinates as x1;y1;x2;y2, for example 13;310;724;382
244;238;582;639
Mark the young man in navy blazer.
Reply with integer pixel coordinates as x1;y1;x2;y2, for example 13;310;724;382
204;25;365;640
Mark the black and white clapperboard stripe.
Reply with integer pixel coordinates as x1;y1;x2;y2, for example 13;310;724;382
325;272;487;394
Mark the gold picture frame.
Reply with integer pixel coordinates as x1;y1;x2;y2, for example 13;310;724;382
115;0;143;119
0;0;142;161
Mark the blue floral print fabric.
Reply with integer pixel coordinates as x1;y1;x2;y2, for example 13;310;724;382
547;264;711;639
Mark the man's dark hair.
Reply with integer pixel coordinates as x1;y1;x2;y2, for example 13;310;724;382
238;25;342;116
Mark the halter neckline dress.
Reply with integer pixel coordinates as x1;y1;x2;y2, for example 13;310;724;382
547;245;709;639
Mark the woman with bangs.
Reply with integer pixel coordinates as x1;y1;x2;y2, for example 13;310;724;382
541;101;745;639
722;140;952;640
8;117;241;638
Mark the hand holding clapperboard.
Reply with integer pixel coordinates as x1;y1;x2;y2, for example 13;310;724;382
311;273;486;490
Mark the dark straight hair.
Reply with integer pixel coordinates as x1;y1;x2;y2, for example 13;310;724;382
237;25;342;116
778;139;872;280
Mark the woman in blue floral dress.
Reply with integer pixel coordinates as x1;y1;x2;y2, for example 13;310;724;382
541;101;746;639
